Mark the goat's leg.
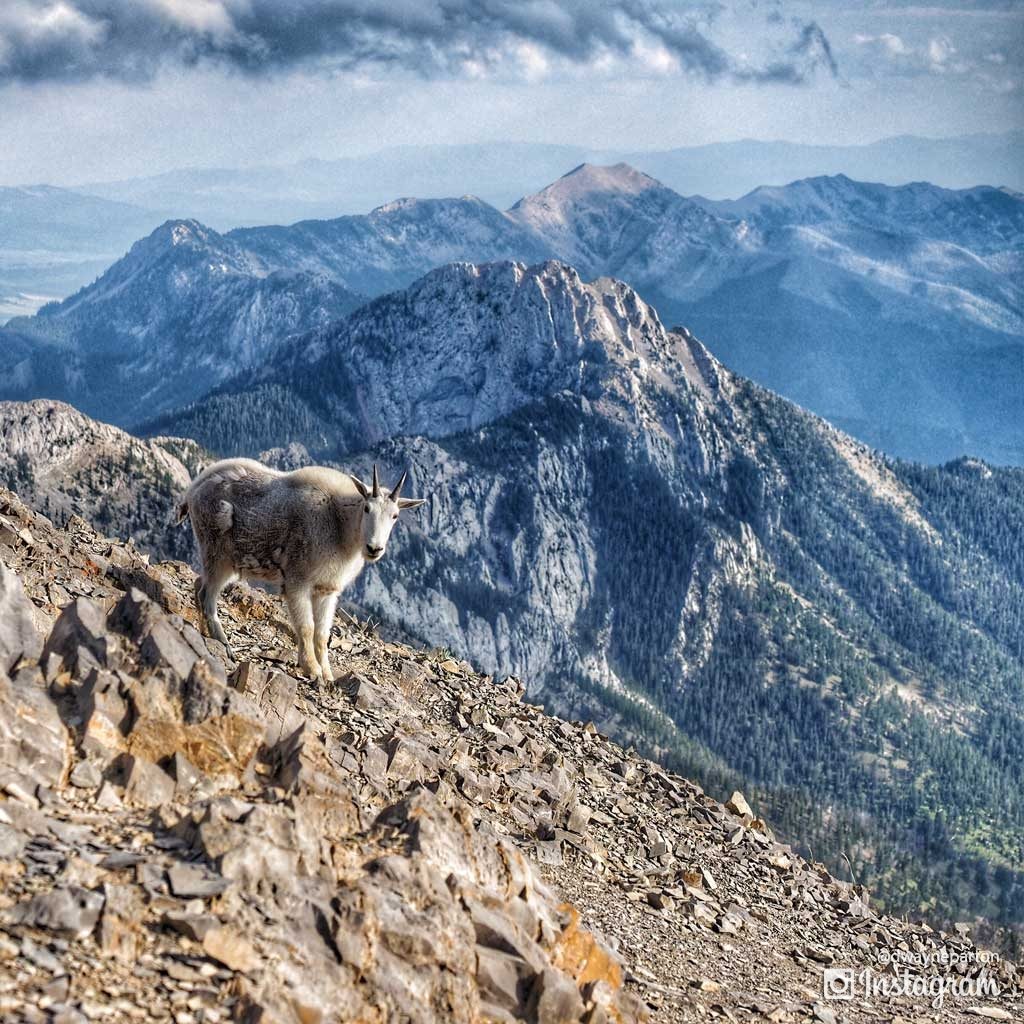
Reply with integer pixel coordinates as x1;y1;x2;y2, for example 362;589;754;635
197;561;237;660
285;584;319;680
312;589;339;683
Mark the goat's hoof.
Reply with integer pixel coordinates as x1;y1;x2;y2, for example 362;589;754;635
298;659;319;680
320;661;334;683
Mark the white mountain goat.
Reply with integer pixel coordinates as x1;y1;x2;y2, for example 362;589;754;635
177;459;425;682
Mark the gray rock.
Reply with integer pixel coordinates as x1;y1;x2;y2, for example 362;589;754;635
20;936;61;972
181;657;254;723
7;885;104;938
50;1009;87;1024
467;896;547;975
527;967;585;1024
122;755;175;809
163;907;220;941
99;882;144;961
69;760;103;789
0;561;42;673
167;863;231;898
168;751;204;797
476;945;534;1015
0;823;27;859
342;671;402;714
40;597;109;676
109;589;201;681
0;667;70;791
232;663;301;745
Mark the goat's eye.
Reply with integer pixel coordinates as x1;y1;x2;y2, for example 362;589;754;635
392;513;398;520
364;505;370;513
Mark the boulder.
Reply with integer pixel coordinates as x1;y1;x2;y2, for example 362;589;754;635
0;561;42;673
40;597;109;676
7;886;104;939
0;667;71;791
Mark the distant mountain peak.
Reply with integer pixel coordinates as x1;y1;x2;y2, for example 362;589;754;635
512;162;663;210
143;217;221;249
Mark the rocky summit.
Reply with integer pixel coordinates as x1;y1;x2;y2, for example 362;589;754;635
0;486;1020;1024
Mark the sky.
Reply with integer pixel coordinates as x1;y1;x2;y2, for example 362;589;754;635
0;1;1021;186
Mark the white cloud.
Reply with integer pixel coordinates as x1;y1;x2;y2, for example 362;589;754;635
927;35;955;68
855;33;909;57
854;28;978;78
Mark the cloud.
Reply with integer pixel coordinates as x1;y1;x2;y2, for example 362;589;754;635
854;29;973;76
0;0;839;86
854;32;909;57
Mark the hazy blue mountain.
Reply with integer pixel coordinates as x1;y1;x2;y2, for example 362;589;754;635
1;220;365;422
138;260;1024;950
0;192;553;424
626;131;1024;202
674;175;1024;464
0;184;166;321
10;131;1018;318
230;194;550;296
76;143;609;229
73;132;1023;231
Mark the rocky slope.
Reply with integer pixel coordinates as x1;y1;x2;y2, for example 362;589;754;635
5;165;1021;462
135;262;1024;951
0;400;207;563
1;487;1020;1023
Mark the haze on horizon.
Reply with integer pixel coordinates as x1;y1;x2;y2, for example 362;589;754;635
0;0;1021;189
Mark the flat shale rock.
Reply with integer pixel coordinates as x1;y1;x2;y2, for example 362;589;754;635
0;486;1018;1024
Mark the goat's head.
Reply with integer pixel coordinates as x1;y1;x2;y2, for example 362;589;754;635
349;464;426;562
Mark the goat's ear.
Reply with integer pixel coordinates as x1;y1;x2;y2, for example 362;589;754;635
349;475;370;499
398;497;426;511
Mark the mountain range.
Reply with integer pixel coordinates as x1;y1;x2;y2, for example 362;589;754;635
2;219;365;420
4;162;1021;464
4;131;1019;321
8;258;1020;951
72;131;1024;228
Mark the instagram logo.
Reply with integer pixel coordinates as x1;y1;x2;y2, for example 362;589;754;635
823;968;855;1001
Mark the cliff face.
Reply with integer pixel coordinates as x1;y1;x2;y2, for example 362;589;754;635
1;487;1020;1023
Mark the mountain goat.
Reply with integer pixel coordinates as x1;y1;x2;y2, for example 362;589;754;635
177;459;425;682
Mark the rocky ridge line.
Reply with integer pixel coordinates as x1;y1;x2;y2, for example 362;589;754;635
0;486;1019;1024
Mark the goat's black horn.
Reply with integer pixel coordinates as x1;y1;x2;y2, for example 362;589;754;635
390;470;408;501
372;463;380;497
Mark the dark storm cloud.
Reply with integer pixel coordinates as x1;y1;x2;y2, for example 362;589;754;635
0;1;838;86
737;20;838;84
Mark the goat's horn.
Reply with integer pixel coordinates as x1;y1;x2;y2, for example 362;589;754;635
390;470;408;501
372;463;380;497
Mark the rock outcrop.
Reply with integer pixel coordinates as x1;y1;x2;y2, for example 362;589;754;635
0;400;206;563
0;487;1019;1023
